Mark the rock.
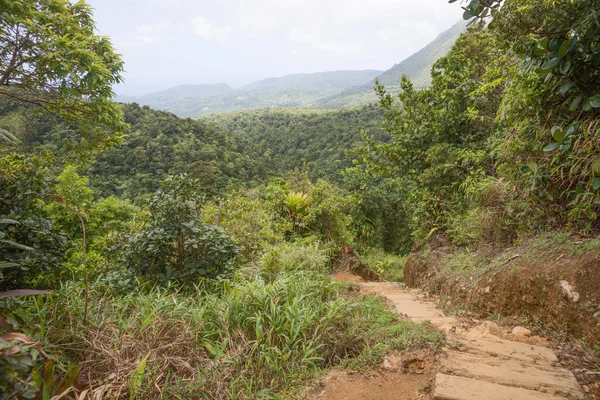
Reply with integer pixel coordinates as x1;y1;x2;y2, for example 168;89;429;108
594;311;600;320
583;385;590;393
512;326;532;337
484;286;491;294
468;321;505;338
560;280;580;303
383;358;392;369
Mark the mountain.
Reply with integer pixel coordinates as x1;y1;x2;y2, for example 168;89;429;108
115;21;467;117
140;83;233;99
238;70;382;92
114;83;233;114
317;20;468;108
118;70;382;117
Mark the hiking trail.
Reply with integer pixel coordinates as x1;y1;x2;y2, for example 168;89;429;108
323;279;586;400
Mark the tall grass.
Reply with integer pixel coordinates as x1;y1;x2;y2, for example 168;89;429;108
23;269;443;399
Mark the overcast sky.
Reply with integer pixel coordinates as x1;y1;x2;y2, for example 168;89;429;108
87;0;464;96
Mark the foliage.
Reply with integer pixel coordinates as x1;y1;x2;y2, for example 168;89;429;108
357;2;600;248
0;0;127;153
118;175;239;282
283;191;311;229
360;249;407;282
202;105;385;184
0;152;68;289
18;270;443;399
259;240;333;278
202;190;285;262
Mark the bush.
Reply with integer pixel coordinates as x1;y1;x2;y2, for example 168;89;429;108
202;190;285;262
360;249;407;282
259;240;333;279
118;175;240;282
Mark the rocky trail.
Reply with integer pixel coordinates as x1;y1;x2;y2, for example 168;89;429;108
321;279;587;400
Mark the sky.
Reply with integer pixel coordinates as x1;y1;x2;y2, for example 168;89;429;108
87;0;464;96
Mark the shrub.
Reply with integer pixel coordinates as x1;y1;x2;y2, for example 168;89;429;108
118;175;239;282
202;190;285;262
259;240;333;279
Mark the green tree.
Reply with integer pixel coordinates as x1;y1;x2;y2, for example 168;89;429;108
0;0;127;153
119;175;240;282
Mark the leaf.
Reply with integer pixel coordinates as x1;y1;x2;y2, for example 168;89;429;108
0;219;19;225
527;161;538;173
549;38;562;53
565;124;576;139
552;126;565;143
559;37;576;57
543;143;560;152
593;178;600;191
542;57;561;70
0;290;51;299
570;95;583;111
129;353;150;400
590;95;600;108
582;97;592;112
559;59;572;74
0;262;20;269
559;80;574;95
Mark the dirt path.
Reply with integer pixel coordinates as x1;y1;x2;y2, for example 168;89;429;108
322;280;586;400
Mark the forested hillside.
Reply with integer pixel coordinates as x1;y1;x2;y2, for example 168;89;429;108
1;0;599;399
1;100;273;198
201;105;385;183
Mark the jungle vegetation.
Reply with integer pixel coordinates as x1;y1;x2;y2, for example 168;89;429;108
0;0;599;398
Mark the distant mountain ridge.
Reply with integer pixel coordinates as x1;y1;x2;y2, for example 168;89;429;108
114;20;467;117
238;70;383;92
116;70;383;117
316;20;468;108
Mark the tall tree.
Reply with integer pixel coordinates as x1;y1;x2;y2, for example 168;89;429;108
0;0;127;153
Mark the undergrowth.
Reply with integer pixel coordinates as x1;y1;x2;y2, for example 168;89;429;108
360;249;407;282
19;270;443;399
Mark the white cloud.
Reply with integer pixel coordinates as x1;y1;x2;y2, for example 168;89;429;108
191;16;232;41
137;21;171;35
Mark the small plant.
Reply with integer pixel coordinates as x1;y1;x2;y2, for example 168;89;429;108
283;191;311;230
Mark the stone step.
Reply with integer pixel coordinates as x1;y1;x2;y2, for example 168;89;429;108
456;335;558;363
433;373;564;400
441;350;583;397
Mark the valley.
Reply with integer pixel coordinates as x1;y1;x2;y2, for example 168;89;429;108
1;0;599;399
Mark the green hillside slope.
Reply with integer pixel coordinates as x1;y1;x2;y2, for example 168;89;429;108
200;105;385;182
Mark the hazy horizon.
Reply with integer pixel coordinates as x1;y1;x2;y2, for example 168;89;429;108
87;0;463;96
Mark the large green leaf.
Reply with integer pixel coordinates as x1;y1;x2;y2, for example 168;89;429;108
551;126;565;143
543;142;560;152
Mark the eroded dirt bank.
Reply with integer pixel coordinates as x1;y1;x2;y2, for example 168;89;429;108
404;237;600;346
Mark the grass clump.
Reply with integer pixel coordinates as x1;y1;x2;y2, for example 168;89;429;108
360;249;407;282
25;267;443;399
